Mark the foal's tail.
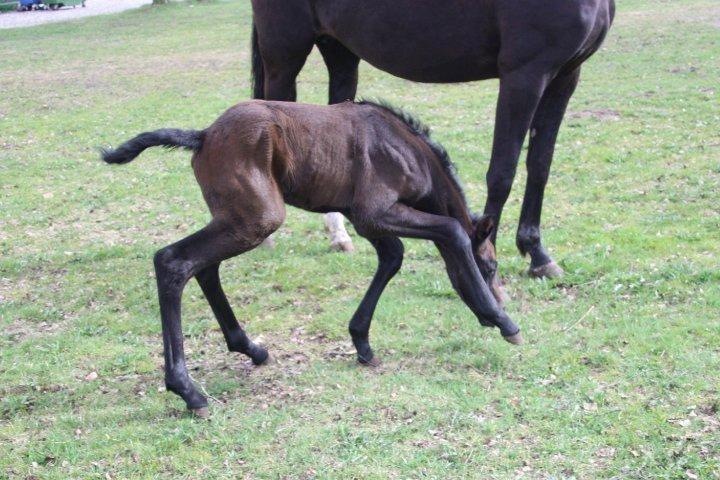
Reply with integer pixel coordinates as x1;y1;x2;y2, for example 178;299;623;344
251;22;265;99
101;128;205;165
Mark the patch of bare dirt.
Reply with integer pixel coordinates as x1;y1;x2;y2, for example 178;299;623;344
666;401;720;464
158;325;362;410
567;109;621;121
1;319;66;344
670;65;700;74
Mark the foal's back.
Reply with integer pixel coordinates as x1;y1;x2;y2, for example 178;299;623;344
194;100;437;218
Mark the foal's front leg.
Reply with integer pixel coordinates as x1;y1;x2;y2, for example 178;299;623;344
348;237;404;366
363;204;522;344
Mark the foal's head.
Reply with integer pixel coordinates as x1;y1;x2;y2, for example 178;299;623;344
471;215;507;307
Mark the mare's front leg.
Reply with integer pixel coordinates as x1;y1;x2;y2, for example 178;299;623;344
360;204;522;344
154;220;271;416
195;264;269;365
348;237;404;366
483;65;552;265
516;68;581;278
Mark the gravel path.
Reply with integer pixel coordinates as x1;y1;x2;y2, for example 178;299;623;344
0;0;151;29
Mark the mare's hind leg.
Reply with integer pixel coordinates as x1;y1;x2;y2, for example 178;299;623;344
516;68;581;278
317;37;361;253
317;36;360;105
253;23;312;249
195;264;269;365
348;237;404;366
253;10;314;101
154;219;279;415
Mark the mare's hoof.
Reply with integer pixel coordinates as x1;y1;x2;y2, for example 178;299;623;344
330;241;354;253
503;332;524;345
251;346;270;366
358;355;381;368
261;236;276;249
495;285;511;308
190;406;210;419
529;261;564;279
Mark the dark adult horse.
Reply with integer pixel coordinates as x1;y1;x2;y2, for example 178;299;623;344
250;0;615;280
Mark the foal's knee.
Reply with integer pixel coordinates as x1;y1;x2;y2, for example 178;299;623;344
154;247;193;292
442;220;473;251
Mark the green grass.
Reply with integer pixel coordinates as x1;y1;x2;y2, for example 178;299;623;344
1;1;719;478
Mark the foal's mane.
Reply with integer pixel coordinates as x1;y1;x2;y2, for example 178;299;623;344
357;99;466;204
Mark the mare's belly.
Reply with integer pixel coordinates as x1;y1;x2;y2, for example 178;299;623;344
318;0;500;83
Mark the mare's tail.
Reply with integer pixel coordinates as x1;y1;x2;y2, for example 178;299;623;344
251;22;265;99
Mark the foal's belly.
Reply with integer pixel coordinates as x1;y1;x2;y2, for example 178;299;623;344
280;161;356;213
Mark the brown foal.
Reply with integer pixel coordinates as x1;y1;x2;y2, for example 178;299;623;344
102;100;522;416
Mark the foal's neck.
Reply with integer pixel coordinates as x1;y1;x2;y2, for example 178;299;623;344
431;164;474;235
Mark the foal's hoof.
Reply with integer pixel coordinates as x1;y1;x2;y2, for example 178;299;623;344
529;261;564;279
190;406;210;419
250;345;270;366
330;241;355;253
503;332;524;345
357;355;381;368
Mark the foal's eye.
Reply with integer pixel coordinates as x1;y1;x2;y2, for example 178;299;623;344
488;261;498;277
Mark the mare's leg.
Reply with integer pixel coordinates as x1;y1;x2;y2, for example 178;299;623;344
348;237;404;366
516;68;581;278
324;213;354;252
195;264;268;365
357;204;522;343
317;36;360;105
154;219;279;415
317;37;361;252
483;66;553;246
253;26;312;249
253;6;314;102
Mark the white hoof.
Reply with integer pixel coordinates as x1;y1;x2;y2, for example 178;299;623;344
529;261;564;279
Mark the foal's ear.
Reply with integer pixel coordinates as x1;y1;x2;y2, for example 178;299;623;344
473;214;495;244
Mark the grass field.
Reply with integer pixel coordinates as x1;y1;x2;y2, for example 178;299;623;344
1;1;719;478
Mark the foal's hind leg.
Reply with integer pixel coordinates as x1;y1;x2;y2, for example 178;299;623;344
154;220;277;415
195;264;268;365
317;37;361;253
348;237;404;366
516;68;581;278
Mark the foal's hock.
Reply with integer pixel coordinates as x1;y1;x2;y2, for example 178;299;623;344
102;100;522;415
